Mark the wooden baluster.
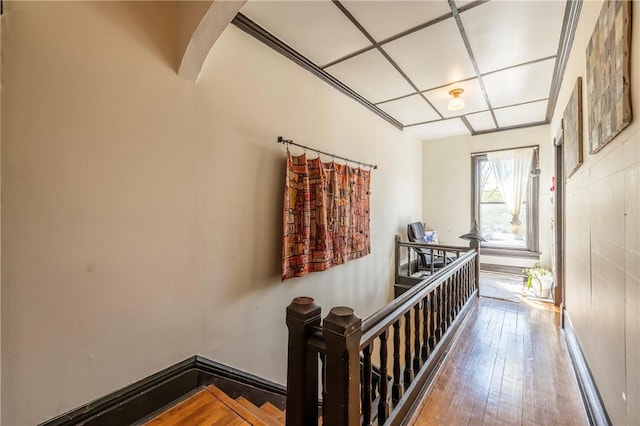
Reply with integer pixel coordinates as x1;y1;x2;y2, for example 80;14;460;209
449;277;455;322
404;311;413;385
465;262;471;299
320;353;327;422
429;248;435;275
395;235;401;281
441;279;449;332
450;277;456;321
392;320;402;402
322;307;362;426
453;271;460;314
421;294;430;360
286;297;321;426
428;291;436;349
413;303;422;372
458;270;463;311
452;272;457;314
436;286;444;340
378;331;390;422
460;269;465;306
362;345;373;426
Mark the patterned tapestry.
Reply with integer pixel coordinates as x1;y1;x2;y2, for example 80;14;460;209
282;152;371;281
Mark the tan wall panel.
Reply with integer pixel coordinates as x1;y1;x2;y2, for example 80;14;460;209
550;0;640;423
0;2;423;424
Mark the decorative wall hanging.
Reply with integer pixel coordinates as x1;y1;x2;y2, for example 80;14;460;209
279;137;374;281
586;0;632;154
563;77;583;179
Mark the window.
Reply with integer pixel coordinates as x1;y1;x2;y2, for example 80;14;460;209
472;149;539;254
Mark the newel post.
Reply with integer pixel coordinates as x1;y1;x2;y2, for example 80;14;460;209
286;297;321;426
322;306;362;426
460;220;485;296
471;239;481;295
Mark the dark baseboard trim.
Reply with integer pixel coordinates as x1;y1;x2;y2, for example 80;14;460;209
231;13;403;131
480;263;525;275
563;312;611;426
39;356;286;426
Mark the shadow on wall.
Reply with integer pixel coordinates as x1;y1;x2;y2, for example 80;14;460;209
215;140;286;301
250;143;286;286
91;2;178;71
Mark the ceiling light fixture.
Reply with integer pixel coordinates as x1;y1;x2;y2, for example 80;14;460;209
448;88;465;111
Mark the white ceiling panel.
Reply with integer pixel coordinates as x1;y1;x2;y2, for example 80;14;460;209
237;0;569;139
466;111;496;131
406;118;470;141
423;78;487;118
483;58;555;108
326;49;415;103
377;94;441;125
461;0;565;73
494;100;548;128
341;1;451;42
240;1;371;66
384;17;476;90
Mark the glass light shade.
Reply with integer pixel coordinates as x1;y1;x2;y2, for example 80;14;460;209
448;88;465;111
448;97;465;111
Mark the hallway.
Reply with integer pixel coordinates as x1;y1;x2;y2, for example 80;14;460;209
410;296;588;425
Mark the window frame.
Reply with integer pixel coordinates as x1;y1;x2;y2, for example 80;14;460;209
471;148;540;256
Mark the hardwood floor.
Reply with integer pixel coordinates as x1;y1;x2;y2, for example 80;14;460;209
410;297;588;426
143;385;285;426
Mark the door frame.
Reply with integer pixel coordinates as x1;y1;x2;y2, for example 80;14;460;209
554;126;566;314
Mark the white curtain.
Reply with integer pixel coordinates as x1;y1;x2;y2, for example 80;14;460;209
486;148;534;235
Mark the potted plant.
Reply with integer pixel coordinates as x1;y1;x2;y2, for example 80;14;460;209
522;264;553;299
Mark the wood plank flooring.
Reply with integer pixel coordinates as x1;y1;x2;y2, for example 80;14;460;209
143;385;284;426
410;297;588;426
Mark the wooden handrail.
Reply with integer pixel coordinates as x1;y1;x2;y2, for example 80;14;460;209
397;240;470;251
286;238;480;426
360;250;475;348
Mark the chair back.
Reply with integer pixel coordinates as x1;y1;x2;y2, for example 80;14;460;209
407;222;426;243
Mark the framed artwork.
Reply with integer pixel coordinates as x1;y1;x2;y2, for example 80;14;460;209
586;0;632;154
563;77;583;179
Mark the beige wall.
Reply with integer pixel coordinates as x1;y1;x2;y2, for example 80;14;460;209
421;125;553;269
550;1;640;423
0;2;422;425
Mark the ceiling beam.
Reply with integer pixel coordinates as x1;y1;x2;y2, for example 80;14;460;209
447;0;499;129
231;13;403;130
546;0;583;122
332;1;444;119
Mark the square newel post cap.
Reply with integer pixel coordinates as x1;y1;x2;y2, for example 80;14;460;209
287;296;321;323
323;306;362;337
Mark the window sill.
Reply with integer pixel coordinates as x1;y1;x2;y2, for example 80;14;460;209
479;247;541;259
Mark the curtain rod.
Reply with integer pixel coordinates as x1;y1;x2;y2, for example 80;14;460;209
277;136;378;170
471;144;539;157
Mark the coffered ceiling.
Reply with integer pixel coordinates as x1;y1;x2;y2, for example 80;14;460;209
234;0;573;140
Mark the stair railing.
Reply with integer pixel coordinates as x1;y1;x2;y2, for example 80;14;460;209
286;243;479;426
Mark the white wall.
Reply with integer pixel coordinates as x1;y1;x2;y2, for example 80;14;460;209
550;1;640;423
0;2;422;424
421;125;553;268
